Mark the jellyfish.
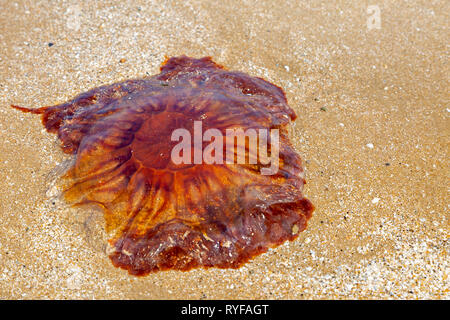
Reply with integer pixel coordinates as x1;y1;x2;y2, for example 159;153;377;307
12;56;314;275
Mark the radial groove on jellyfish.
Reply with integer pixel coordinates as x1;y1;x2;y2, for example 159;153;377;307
12;56;314;275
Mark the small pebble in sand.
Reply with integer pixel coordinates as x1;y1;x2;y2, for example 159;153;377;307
372;197;380;204
366;143;374;149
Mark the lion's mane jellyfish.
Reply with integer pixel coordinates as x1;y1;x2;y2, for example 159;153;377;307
12;56;314;275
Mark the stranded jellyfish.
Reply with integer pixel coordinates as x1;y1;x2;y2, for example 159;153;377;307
12;56;314;275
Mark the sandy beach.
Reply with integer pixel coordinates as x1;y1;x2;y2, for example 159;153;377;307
0;0;448;299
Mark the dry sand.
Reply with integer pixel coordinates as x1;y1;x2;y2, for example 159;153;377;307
0;0;448;299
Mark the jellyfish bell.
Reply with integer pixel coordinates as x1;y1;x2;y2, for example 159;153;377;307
12;56;314;275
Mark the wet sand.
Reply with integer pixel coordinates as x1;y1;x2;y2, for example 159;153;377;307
0;0;448;299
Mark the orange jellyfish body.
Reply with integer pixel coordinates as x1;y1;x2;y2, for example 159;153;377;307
13;56;314;275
